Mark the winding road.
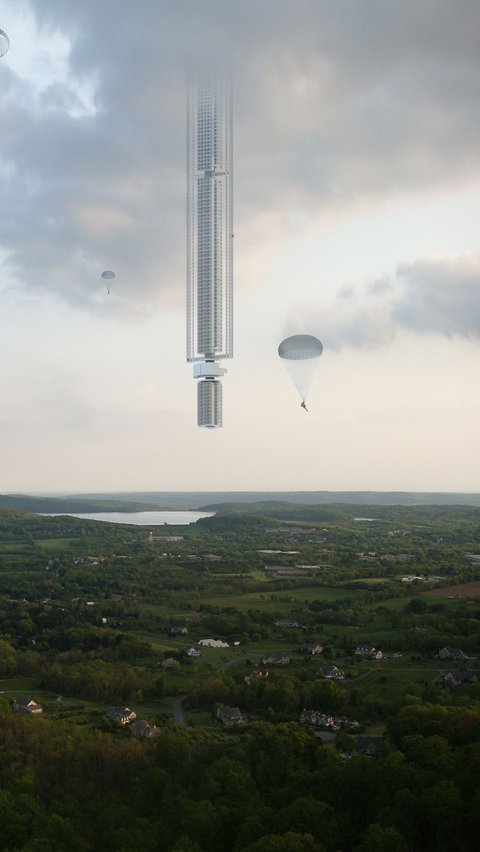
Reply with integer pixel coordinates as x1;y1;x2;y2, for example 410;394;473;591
173;694;187;726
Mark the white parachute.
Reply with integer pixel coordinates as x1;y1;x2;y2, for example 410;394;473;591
101;270;115;294
0;29;9;58
278;334;323;406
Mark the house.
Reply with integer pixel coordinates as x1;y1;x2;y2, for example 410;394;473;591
300;709;333;728
13;698;43;714
130;719;161;738
438;647;469;661
401;575;426;584
198;638;229;649
274;619;299;628
107;706;136;725
300;710;358;731
169;626;188;636
187;647;202;658
321;665;345;680
261;655;290;667
355;643;375;657
162;657;178;671
244;669;268;685
264;567;309;576
149;534;184;542
354;644;383;659
301;643;324;656
434;671;478;688
216;706;246;728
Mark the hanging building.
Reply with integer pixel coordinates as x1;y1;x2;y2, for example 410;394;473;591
187;73;233;428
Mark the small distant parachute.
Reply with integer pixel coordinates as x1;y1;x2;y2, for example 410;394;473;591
0;29;9;57
278;334;323;406
101;270;115;294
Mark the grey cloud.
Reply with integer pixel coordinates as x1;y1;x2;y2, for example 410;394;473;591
294;256;480;350
1;1;480;309
394;258;480;339
368;276;393;296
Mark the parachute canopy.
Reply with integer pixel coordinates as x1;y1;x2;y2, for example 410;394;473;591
101;270;115;293
278;334;323;403
0;29;9;57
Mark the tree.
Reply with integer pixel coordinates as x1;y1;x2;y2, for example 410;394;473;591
0;639;16;676
354;824;406;852
277;797;337;850
241;832;325;852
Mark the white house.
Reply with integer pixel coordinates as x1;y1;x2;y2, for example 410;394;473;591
13;698;43;714
187;647;202;657
198;638;229;649
107;706;136;725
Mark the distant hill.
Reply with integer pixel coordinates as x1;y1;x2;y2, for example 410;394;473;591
198;501;351;523
51;490;480;508
197;501;480;526
2;491;480;516
0;494;160;514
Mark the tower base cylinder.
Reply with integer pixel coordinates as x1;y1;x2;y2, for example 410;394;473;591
197;379;222;428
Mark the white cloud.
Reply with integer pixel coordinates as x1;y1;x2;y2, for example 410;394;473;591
293;255;480;349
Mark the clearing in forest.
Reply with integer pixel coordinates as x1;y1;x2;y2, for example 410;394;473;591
425;580;480;599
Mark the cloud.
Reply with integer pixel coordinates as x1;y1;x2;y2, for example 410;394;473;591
292;255;480;349
1;1;480;311
394;257;480;339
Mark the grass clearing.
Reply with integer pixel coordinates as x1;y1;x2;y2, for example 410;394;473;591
184;709;216;728
349;667;438;704
0;676;39;692
0;543;34;552
137;602;195;617
425;580;480;599
373;593;461;612
133;632;188;653
201;586;352;611
35;538;81;549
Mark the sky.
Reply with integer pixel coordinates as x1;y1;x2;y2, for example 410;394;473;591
0;0;479;494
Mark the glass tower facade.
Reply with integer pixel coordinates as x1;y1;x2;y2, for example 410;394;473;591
187;75;233;363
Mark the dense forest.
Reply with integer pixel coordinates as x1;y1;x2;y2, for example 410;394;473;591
1;501;480;849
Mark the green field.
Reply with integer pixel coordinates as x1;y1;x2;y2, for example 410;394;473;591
0;543;34;552
347;666;440;703
34;538;82;549
376;592;462;611
201;586;352;611
137;602;197;617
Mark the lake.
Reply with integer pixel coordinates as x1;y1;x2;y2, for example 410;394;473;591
43;511;214;526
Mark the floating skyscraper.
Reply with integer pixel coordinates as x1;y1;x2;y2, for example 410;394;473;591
187;73;233;428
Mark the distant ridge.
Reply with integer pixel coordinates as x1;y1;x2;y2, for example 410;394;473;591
69;490;480;508
2;490;480;513
0;494;160;514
